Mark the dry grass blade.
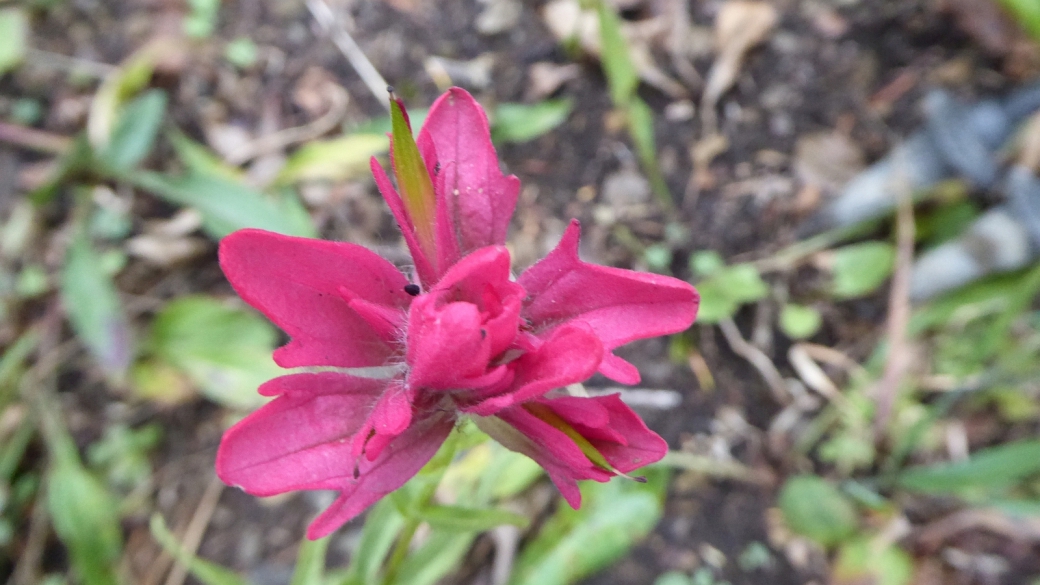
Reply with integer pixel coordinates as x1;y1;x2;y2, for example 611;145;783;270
224;86;349;166
700;1;777;133
162;475;225;585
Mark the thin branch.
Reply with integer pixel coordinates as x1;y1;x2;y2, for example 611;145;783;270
25;48;117;78
225;87;349;165
872;187;915;437
306;0;391;110
0;122;73;154
717;318;790;403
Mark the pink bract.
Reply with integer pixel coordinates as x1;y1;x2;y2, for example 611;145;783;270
215;87;699;539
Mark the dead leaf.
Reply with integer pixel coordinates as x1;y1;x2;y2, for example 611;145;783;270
794;131;865;193
541;0;688;98
292;67;341;118
126;209;206;267
526;62;582;100
701;1;778;131
476;0;522;35
690;132;729;190
424;54;495;91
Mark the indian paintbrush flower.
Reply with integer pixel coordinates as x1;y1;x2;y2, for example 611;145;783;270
215;87;699;539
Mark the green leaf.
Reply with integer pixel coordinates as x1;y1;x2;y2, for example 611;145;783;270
896;439;1040;497
61;229;133;380
778;475;858;547
168;130;244;181
689;250;725;277
418;504;530;532
276;134;388;184
715;264;769;303
694;263;769;324
185;0;220;38
290;535;329;585
150;514;248;585
88;42;164;149
100;89;167;172
390;531;476;585
87;423;162;490
491;99;573;143
627;97;672;207
830;241;895;299
483;445;546;501
0;8;28;76
779;303;822;339
145;295;282;409
128;170;316;239
998;0;1040;40
596;1;638;106
916;200;979;247
390;96;437;258
337;498;405;585
224;37;258;69
832;538;912;585
510;467;668;585
47;459;123;585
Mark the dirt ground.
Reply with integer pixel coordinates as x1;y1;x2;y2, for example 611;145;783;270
6;0;1040;584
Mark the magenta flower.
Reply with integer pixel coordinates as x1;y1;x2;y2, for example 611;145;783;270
215;88;699;539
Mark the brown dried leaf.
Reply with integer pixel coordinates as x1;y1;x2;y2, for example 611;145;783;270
541;0;688;98
794;131;865;193
701;1;778;129
526;62;582;100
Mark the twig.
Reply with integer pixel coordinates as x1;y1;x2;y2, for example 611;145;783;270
224;87;350;165
717;317;790;403
306;0;391;110
917;508;1040;551
586;387;683;409
162;475;225;585
490;525;519;585
11;492;50;585
0;121;73;154
750;218;880;273
787;343;844;404
25;48;118;78
872;188;915;437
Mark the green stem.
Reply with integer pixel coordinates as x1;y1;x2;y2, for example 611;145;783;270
381;518;421;585
753;218;882;273
379;431;460;585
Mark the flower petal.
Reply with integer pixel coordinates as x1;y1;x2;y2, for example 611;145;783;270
464;322;603;416
307;412;454;539
474;411;599;508
216;373;386;496
541;394;668;474
407;297;492;390
428;246;523;357
479;393;667;509
219;229;413;368
518;220;699;383
419;88;520;254
407;246;524;391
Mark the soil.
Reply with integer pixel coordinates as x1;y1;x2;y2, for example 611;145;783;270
6;0;1040;584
